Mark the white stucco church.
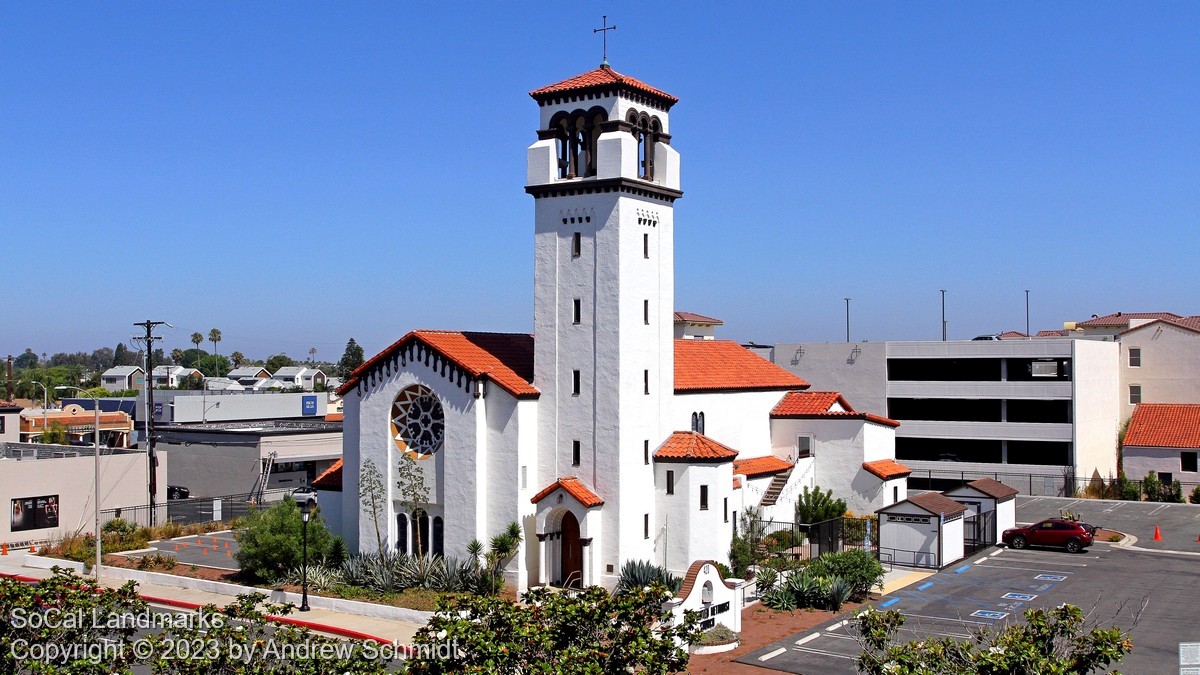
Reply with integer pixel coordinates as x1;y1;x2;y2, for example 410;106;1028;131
336;63;909;590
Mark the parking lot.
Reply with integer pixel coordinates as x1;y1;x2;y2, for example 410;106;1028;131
120;530;241;571
1014;494;1200;553
738;543;1199;674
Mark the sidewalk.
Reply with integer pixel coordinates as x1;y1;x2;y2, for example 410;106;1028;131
0;551;422;645
879;566;935;595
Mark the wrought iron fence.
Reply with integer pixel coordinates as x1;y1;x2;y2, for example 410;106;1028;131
908;467;1200;502
100;489;289;528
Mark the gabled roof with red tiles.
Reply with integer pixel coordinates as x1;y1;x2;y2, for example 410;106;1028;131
673;311;723;325
530;476;604;508
530;65;678;106
1078;312;1183;328
732;477;742;490
675;340;808;393
0;401;20;410
1124;403;1200;449
1118;318;1200;337
998;331;1028;339
21;411;132;429
654;431;739;464
312;459;343;491
862;459;912;481
733;456;794;479
770;391;900;427
1036;330;1069;337
324;413;344;422
338;330;537;399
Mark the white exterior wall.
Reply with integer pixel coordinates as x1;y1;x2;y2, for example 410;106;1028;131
995;498;1015;533
1123;445;1200;485
656;461;733;575
0;411;20;444
667;563;741;634
315;489;343;539
878;506;939;568
152;392;328;424
0;452;166;545
1072;339;1120;480
940;516;965;566
674;390;787;454
1120;323;1200;419
769;417;897;515
537;94;671;136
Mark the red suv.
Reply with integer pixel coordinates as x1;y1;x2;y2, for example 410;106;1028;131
1002;519;1094;553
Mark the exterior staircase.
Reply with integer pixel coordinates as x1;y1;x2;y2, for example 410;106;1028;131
759;468;793;507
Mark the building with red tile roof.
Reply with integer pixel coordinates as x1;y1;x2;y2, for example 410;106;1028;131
1123;404;1200;487
654;431;739;463
674;340;809;393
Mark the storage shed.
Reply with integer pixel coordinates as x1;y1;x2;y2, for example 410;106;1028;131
876;492;966;569
943;478;1018;553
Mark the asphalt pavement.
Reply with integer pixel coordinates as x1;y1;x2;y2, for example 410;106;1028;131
121;530;241;570
738;543;1199;674
1014;494;1200;553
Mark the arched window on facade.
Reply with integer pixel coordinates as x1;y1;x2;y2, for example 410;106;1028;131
551;108;608;179
691;411;705;434
627;111;660;180
433;516;444;558
396;513;409;554
414;509;430;558
698;411;705;434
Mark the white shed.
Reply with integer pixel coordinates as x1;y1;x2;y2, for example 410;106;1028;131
876;492;966;569
943;478;1018;552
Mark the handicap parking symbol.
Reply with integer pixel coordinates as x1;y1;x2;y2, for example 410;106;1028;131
971;610;1009;620
1002;592;1038;601
1034;574;1067;582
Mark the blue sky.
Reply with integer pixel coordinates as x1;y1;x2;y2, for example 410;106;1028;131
2;3;1198;360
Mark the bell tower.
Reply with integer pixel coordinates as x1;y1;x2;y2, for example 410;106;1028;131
526;64;682;584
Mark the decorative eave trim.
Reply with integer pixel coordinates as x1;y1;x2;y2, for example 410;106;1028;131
654;454;736;465
531;84;676;112
525;177;683;204
677;385;803;395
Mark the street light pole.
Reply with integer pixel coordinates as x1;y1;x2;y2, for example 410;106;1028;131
940;290;947;341
300;504;311;612
57;386;102;579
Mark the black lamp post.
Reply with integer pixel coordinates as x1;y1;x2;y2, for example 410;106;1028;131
295;489;317;612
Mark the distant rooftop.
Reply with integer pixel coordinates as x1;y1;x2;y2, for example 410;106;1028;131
158;420;342;435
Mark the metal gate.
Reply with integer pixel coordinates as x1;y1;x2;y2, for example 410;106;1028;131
964;509;995;555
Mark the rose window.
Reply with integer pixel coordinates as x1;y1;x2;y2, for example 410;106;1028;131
391;385;445;459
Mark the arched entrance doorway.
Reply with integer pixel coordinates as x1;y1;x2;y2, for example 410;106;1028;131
560;511;583;588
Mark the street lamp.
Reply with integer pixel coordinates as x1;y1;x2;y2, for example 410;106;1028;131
56;385;102;579
293;488;318;612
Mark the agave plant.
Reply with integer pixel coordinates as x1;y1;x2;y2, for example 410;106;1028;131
615;559;683;596
755;567;778;592
285;563;344;592
826;575;853;611
761;587;797;611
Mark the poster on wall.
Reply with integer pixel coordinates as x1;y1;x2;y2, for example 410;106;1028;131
11;495;60;532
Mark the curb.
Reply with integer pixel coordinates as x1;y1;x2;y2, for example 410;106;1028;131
2;572;406;650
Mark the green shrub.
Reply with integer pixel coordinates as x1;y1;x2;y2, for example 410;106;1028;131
697;624;739;645
761;587;797;611
1114;472;1140;501
755;567;778;592
1142;471;1162;502
714;561;733;579
235;498;335;583
102;518;137;537
795;485;848;524
806;550;884;601
728;534;755;578
1190;485;1200;505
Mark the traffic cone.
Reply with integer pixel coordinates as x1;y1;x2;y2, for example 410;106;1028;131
174;544;180;551
226;550;232;557
224;542;229;549
1153;525;1162;541
202;548;208;555
197;538;203;545
181;542;188;548
212;538;218;546
2;543;7;556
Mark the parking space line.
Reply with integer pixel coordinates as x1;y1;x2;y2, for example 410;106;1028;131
975;562;1076;573
954;564;971;573
791;646;857;660
917;581;934;590
897;625;972;639
901;612;991;625
821;633;859;642
880;598;899;608
1149;504;1171;516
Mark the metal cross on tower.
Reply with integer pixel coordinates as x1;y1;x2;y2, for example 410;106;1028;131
594;15;616;67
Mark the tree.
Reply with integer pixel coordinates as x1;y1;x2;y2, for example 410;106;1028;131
1142;470;1163;502
308;347;317;365
229;351;245;368
359;458;388;558
234;497;336;583
113;342;138;367
13;348;38;370
795;484;848;524
407;584;700;674
208;328;223;377
265;353;295;374
396;453;431;555
90;347;115;371
854;603;1136;674
339;338;365;376
39;422;68;445
190;332;204;359
170;348;185;365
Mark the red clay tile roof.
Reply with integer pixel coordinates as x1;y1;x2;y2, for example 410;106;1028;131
1078;312;1183;327
0;401;19;409
733;456;794;479
654;431;739;463
675;340;808;393
770;391;900;427
905;492;967;516
998;331;1028;339
324;413;344;422
673;311;723;325
1124;403;1200;449
676;560;737;599
733;477;742;490
22;412;132;429
531;476;604;508
862;459;912;480
965;478;1019;501
312;459;343;491
1118;318;1200;337
338;330;537;399
1036;330;1068;337
530;65;678;105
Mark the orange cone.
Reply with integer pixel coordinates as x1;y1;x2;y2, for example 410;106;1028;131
202;548;208;555
1153;525;1163;541
212;538;218;545
224;542;229;549
174;544;180;551
226;550;232;557
181;542;188;548
197;538;203;545
2;543;8;556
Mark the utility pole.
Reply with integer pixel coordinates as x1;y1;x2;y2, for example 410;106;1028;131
844;298;851;343
133;320;170;524
5;356;12;401
940;289;947;341
1025;290;1031;338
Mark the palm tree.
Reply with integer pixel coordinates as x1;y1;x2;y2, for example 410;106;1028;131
190;333;204;372
230;351;245;368
308;347;317;365
208;328;222;377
